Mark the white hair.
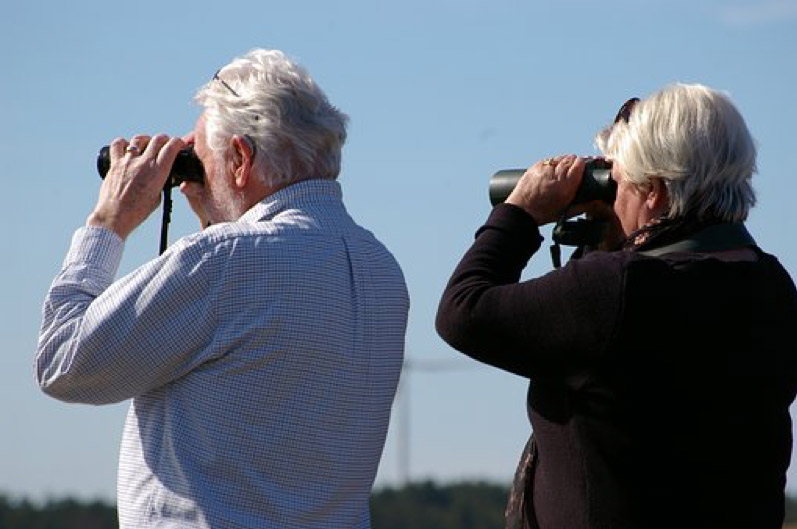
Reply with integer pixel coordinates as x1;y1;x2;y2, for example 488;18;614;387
595;83;757;222
195;49;349;187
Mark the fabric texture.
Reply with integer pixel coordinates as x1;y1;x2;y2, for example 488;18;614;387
36;179;409;529
437;203;797;529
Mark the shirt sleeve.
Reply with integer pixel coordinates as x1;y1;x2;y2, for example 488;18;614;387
435;204;625;381
35;226;219;404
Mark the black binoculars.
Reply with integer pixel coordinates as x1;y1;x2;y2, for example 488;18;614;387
96;145;205;188
488;158;615;207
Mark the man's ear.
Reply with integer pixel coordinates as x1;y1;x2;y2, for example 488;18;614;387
230;135;255;188
646;178;669;216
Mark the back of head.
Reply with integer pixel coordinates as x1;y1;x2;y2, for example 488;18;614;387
596;83;757;222
196;49;349;187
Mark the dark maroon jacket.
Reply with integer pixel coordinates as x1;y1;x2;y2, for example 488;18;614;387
436;204;797;529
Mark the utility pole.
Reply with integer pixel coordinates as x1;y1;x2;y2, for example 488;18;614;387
394;357;475;485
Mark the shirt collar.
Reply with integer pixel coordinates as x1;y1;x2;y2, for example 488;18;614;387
238;179;343;224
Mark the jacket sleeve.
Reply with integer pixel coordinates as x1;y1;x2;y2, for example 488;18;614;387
435;204;625;380
34;226;220;404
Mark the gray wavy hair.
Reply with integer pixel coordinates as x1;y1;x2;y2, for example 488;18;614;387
595;83;757;222
195;49;349;187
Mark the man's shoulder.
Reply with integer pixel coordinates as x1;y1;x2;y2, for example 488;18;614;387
174;220;290;250
168;212;383;262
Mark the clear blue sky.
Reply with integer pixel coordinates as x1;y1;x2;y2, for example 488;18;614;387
2;0;796;502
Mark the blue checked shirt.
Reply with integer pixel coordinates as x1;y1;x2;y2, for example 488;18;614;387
35;180;409;529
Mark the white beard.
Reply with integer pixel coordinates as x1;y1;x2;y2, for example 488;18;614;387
207;169;247;223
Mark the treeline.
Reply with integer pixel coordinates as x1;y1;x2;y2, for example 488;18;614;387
371;481;508;529
0;496;116;529
2;482;797;529
0;482;505;529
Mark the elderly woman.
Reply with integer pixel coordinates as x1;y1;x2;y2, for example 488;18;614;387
436;83;797;529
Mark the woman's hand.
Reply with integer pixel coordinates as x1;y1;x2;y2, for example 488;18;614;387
505;155;586;225
580;200;625;251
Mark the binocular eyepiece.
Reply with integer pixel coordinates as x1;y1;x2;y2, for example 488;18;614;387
488;158;615;206
96;145;205;188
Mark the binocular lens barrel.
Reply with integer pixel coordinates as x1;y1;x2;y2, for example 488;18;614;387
488;160;616;206
488;169;525;206
96;145;205;188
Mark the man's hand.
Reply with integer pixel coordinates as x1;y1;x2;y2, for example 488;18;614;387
179;181;212;230
505;155;585;225
177;130;212;230
87;134;185;239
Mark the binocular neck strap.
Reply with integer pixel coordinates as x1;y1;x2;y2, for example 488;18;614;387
159;187;173;255
638;222;756;257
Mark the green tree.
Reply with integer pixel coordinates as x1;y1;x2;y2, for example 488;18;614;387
0;496;117;529
784;494;797;524
371;481;508;529
4;486;797;528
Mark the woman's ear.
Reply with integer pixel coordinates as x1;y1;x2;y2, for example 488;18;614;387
646;178;669;216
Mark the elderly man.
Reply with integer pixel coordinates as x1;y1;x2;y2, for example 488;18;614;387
36;49;409;529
